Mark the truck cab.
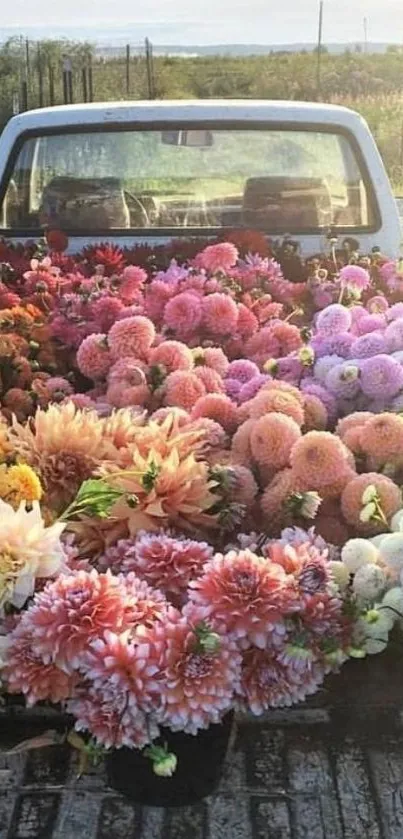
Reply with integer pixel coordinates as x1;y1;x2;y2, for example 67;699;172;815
0;99;400;257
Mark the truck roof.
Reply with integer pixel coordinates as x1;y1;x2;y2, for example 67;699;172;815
4;99;365;135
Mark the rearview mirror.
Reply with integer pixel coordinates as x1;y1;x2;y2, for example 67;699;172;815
161;130;213;148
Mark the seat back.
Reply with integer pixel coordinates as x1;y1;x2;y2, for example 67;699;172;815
39;176;130;230
242;176;332;230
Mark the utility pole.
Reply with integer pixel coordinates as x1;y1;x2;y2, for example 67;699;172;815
363;17;368;53
316;1;324;100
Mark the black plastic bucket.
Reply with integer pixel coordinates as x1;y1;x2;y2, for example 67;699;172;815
106;711;234;807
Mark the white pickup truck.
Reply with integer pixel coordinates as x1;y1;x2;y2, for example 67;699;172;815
0;99;400;257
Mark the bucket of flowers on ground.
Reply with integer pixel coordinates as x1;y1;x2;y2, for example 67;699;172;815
1;232;403;806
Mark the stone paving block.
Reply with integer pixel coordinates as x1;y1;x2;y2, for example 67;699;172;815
368;740;403;839
96;796;142;838
333;740;382;839
245;729;286;793
0;791;20;839
23;745;70;788
218;727;247;793
0;752;26;792
250;797;292;839
138;807;165;839
54;791;102;839
289;796;342;839
6;793;60;839
164;802;206;838
286;735;334;795
208;796;252;839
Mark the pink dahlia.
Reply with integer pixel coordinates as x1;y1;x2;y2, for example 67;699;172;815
21;570;134;671
5;627;77;706
145;280;176;323
203;347;230;376
231;418;256;466
248;387;305;427
148;614;241;734
302;394;328;431
119;265;147;303
164;292;202;338
202;293;239;336
91;296;125;332
101;532;213;599
194;366;225;393
191;393;239;433
316;304;352;334
108;316;155;361
149;340;194;373
189;549;296;648
290;431;351;489
360;354;403;399
237;648;325;714
164;370;206;412
236;304;259;338
69;684;160;750
250;412;301;469
339;265;370;294
44;377;74;402
194;242;238;274
76;333;112;380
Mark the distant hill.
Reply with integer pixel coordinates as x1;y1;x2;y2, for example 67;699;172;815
150;42;397;56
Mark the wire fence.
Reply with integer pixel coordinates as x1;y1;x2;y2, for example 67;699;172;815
0;38;156;129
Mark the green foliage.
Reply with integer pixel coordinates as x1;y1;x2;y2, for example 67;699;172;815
1;39;403;190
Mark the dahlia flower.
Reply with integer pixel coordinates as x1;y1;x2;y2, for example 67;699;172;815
352;564;387;601
250;412;301;469
0;500;65;611
0;463;42;508
119;265;147;303
239;374;271;404
108;316;155;361
227;359;260;383
191;394;238;433
11;403;106;509
339;264;370;294
360;413;403;464
149;340;194;373
147;614;241;734
195;366;224;394
302;394;328;431
164;291;203;338
69;684;160;750
351;332;386;359
325;363;361;400
248;387;305;427
237;647;325;714
378;533;403;574
290;431;351;490
189;549;296;648
5;627;77;706
102;424;218;536
355;313;386;336
202;293;239;336
360;355;403;400
100;531;213;598
164;370;206;412
76;333;112;380
200;347;230;377
316;304;352;335
195;242;238;274
341;538;379;573
20;569;135;671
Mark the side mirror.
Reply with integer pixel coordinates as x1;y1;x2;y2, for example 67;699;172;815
161;130;213;148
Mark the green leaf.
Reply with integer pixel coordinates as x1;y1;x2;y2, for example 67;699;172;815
61;478;124;521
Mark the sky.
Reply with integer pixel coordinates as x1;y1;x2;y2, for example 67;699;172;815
1;0;403;44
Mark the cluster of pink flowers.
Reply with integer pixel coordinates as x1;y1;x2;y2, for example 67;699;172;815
5;532;353;746
3;234;403;761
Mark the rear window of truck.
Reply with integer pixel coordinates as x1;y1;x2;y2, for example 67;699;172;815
0;125;378;235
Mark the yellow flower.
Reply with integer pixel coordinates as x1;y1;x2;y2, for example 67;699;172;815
0;464;42;507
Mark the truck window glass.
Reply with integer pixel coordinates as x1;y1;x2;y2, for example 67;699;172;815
0;127;376;233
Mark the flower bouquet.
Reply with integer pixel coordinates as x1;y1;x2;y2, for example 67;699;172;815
0;233;403;805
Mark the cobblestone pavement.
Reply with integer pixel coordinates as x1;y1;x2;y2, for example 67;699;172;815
1;653;403;838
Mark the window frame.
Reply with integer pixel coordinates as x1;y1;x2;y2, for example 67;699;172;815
0;119;382;238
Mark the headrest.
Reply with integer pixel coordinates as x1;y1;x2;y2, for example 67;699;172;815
242;176;332;230
39;177;130;230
